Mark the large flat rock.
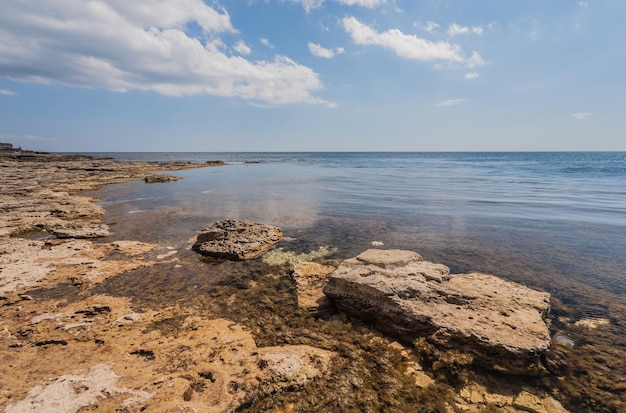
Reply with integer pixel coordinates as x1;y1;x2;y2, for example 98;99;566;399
192;220;282;260
323;249;552;375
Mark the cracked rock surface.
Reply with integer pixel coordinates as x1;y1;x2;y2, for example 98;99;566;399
324;249;552;375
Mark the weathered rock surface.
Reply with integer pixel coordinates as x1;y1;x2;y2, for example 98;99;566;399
192;219;282;260
0;151;208;238
323;249;552;375
143;174;181;183
291;261;337;317
0;295;336;413
0;238;157;296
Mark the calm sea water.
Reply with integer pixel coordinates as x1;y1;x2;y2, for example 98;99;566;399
85;151;626;300
79;152;626;411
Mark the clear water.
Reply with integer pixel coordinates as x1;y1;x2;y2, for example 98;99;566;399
80;152;626;411
86;152;626;293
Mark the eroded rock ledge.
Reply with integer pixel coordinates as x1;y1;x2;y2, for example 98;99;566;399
323;249;552;375
0;151;210;238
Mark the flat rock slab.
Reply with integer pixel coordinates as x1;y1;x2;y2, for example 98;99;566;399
192;220;282;260
323;249;552;375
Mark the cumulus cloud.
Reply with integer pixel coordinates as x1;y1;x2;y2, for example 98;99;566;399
260;38;273;47
572;112;592;120
0;89;16;96
342;17;465;63
233;40;252;55
465;72;480;80
448;24;484;36
308;42;344;58
437;98;465;107
0;0;328;105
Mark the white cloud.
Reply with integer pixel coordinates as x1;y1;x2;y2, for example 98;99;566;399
308;42;344;58
467;51;485;68
465;72;480;80
260;38;272;48
0;89;16;96
0;0;328;105
422;21;441;33
437;98;465;107
343;18;484;68
308;42;335;58
579;1;589;7
342;17;464;63
572;112;592;120
292;0;386;10
338;0;387;7
448;23;484;36
233;40;251;55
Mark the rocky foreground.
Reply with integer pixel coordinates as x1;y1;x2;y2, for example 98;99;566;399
323;249;552;375
0;149;573;412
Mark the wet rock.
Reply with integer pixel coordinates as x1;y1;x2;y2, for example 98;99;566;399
291;261;336;317
257;345;334;385
143;174;181;183
323;249;552;375
47;221;110;239
513;391;548;413
0;151;207;238
574;317;610;329
192;220;282;260
206;160;226;166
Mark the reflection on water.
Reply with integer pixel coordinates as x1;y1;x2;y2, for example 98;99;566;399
81;155;626;412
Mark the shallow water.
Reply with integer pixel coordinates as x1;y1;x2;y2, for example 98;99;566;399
80;152;626;412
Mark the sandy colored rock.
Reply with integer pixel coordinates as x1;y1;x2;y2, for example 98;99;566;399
192;219;282;260
540;396;570;413
0;238;156;295
0;295;337;412
574;317;610;329
0;152;207;238
143;174;181;183
291;261;336;317
324;249;552;375
513;391;549;413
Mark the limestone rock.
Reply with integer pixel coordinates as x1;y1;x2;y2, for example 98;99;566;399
257;345;334;385
323;249;552;375
0;151;207;238
513;391;548;413
143;174;181;183
291;261;336;317
46;221;110;238
192;220;282;260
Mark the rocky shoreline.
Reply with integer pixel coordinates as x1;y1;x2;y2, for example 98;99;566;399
0;149;575;412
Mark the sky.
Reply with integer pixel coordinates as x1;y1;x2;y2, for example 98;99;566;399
0;0;624;152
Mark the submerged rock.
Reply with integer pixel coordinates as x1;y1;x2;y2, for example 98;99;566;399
192;220;282;260
323;249;552;375
291;261;337;317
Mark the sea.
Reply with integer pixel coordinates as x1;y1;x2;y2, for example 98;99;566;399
80;151;625;411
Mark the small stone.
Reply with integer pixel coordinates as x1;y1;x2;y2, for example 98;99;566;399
574;317;610;329
513;391;548;413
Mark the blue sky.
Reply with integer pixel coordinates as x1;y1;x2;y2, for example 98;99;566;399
0;0;624;152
